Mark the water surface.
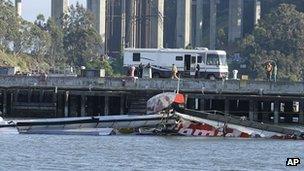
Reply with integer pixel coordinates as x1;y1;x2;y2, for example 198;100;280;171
0;135;303;171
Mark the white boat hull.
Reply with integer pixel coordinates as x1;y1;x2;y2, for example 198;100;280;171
175;112;298;139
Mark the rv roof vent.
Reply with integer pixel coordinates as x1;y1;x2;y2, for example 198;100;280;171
195;47;208;51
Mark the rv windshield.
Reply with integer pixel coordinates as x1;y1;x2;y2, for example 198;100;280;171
207;54;227;66
206;54;219;65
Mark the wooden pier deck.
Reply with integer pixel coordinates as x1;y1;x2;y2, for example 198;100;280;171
0;76;303;125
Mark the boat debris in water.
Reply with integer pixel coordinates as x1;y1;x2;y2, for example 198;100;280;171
15;114;176;135
147;92;304;139
1;92;303;139
0;117;18;134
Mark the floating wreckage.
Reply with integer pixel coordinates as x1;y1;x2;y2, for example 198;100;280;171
0;117;18;134
147;92;304;139
1;92;304;139
15;114;176;136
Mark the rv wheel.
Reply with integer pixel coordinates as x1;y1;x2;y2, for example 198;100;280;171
208;75;216;80
152;73;160;78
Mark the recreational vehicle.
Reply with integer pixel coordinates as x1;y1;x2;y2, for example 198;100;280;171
123;48;228;79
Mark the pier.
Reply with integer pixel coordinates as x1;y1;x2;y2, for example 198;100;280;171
0;76;303;125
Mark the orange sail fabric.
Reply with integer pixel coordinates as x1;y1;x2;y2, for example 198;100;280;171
174;93;185;104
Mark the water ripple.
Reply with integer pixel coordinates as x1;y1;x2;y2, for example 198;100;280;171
0;135;303;171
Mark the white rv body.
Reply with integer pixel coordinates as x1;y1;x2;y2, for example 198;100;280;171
123;48;228;79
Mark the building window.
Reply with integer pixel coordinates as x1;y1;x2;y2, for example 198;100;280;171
176;56;183;61
133;53;140;61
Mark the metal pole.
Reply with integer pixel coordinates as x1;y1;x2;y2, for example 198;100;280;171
177;78;180;93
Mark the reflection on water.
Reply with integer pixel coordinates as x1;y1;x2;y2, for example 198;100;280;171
0;135;303;171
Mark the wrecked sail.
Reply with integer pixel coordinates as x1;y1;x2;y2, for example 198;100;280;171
146;92;184;114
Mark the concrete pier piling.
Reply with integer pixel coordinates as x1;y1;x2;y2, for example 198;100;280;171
299;102;304;124
104;96;109;116
2;90;7;116
64;91;69;117
81;95;86;117
273;101;279;124
249;100;257;121
225;99;230;115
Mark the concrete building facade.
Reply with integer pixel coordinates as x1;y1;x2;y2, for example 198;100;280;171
51;0;69;22
123;0;165;49
209;0;217;50
87;0;106;54
149;0;164;48
125;0;137;48
15;0;22;16
13;0;263;56
253;0;261;25
195;0;204;47
176;0;192;48
228;0;244;43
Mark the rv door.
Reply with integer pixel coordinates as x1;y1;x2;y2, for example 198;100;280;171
184;55;191;72
190;56;196;76
197;54;205;77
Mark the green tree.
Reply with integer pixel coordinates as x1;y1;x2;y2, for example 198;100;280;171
0;0;19;52
34;14;46;29
62;3;103;67
217;28;228;50
101;58;114;76
30;22;51;58
238;4;304;81
46;18;65;65
13;20;33;54
111;55;123;75
14;20;51;58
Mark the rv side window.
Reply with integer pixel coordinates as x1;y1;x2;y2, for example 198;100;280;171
176;56;183;61
197;56;203;63
133;53;140;61
191;56;196;64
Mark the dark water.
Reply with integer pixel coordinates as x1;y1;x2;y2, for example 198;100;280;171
0;134;303;171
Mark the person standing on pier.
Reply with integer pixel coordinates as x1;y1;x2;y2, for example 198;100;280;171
195;64;200;78
272;63;277;82
265;62;273;81
130;65;136;77
171;64;179;79
138;63;143;78
146;63;152;78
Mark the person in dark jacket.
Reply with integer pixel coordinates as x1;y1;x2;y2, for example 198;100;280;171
138;63;143;78
195;64;200;78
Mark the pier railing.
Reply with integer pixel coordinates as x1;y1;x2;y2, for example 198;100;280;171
1;76;304;95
